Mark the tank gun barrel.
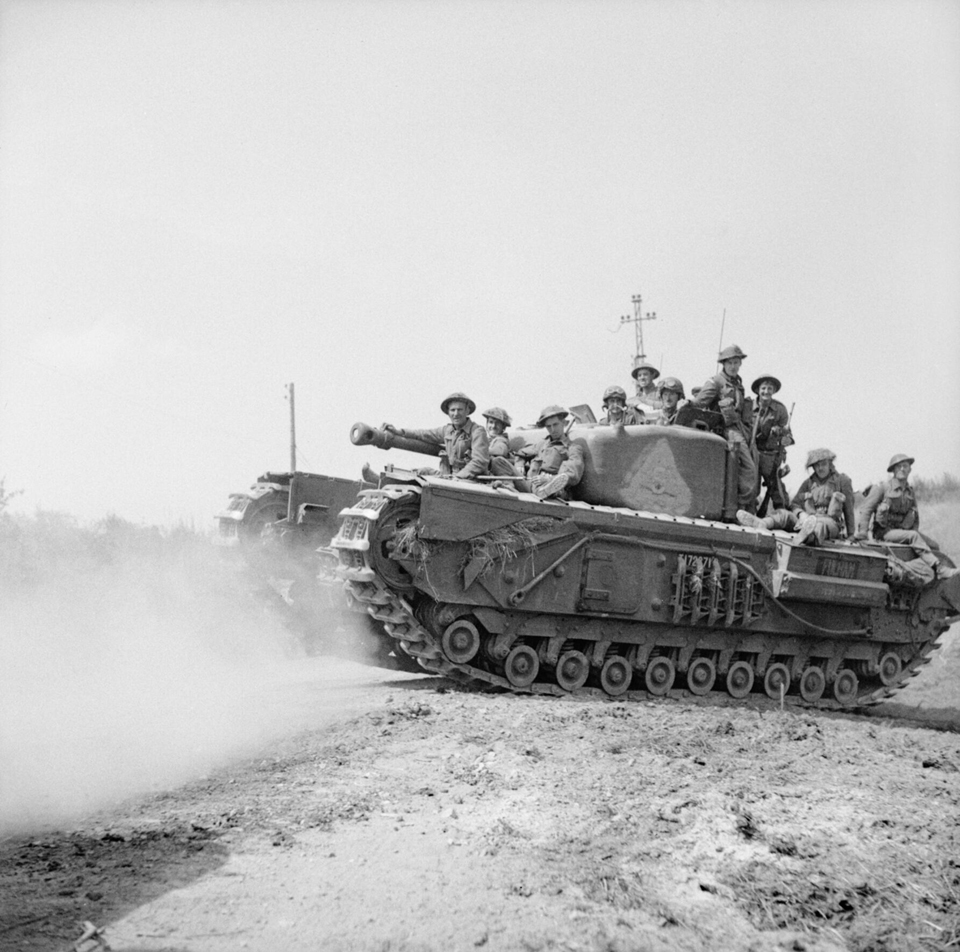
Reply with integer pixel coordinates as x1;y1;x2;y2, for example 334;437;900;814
350;422;442;458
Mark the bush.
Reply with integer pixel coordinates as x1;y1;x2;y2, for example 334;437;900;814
911;472;960;504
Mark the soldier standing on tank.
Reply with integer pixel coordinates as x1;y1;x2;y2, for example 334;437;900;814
647;377;685;426
693;344;758;514
630;361;663;414
599;386;645;425
738;448;854;546
517;406;585;500
854;454;958;583
384;392;489;479
750;374;793;512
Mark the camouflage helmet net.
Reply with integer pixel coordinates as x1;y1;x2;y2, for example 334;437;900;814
806;447;836;468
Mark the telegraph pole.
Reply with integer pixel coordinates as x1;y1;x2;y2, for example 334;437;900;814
619;292;658;397
286;382;297;472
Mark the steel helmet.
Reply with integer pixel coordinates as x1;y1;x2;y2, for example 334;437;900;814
718;344;747;362
887;453;915;473
482;406;512;427
806;448;836;468
602;385;627;407
536;405;569;427
751;374;781;395
440;392;477;415
657;376;685;398
631;360;660;381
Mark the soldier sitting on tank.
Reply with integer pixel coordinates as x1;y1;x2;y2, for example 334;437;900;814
646;377;685;426
629;360;663;414
598;386;645;426
515;406;585;500
383;392;489;479
854;454;958;584
738;448;854;546
482;406;521;478
750;374;793;512
693;344;759;514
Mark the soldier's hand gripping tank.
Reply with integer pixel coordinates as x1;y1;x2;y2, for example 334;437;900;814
693;344;759;514
516;406;585;500
750;374;793;512
598;386;645;426
383;392;490;479
854;454;959;585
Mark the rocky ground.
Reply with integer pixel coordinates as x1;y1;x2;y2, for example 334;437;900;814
2;625;959;952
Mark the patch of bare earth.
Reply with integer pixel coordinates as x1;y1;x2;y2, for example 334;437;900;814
3;636;960;952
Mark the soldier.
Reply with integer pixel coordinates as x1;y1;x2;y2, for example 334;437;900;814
854;454;958;583
384;392;489;479
482;406;520;478
738;448;854;546
599;385;645;425
750;374;793;512
517;405;585;500
630;360;663;413
693;344;758;514
648;377;685;426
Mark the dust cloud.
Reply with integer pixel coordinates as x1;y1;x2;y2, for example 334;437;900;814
0;524;397;833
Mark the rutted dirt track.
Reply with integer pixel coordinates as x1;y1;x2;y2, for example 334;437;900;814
2;630;960;952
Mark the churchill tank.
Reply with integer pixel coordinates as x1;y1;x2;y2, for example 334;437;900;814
331;416;960;707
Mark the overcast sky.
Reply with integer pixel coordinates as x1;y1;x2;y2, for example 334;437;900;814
1;0;958;528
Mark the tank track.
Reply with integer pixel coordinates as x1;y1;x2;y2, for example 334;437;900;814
333;488;942;710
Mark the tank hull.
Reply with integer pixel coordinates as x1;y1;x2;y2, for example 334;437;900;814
333;474;960;707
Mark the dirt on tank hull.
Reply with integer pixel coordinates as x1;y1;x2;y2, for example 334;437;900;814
332;421;960;707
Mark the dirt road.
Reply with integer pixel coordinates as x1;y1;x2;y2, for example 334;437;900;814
3;632;960;952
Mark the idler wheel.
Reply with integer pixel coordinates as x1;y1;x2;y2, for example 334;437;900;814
763;663;791;700
370;500;420;592
555;650;589;692
726;660;754;699
799;666;826;703
644;657;675;696
441;620;481;665
878;652;902;687
504;645;540;688
686;657;716;696
599;655;632;697
832;668;859;706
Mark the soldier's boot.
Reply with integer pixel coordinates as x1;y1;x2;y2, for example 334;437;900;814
534;473;570;500
736;510;765;529
795;514;820;547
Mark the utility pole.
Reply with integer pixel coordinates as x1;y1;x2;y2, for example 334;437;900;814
286;382;297;472
619;292;657;397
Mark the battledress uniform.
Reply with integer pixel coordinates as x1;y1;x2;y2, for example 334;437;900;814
519;435;585;500
856;475;945;584
790;467;856;544
694;371;758;513
752;398;792;509
404;419;490;479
